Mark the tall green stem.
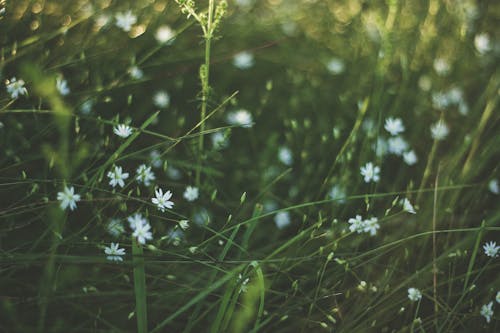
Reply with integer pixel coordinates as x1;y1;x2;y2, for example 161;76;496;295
133;238;148;333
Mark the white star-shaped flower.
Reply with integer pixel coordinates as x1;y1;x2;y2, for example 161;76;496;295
360;162;380;183
6;77;28;99
133;222;153;245
57;186;81;211
107;165;129;188
407;288;422;302
104;242;126;262
480;301;494;323
348;215;365;233
136;164;155;186
384;117;405;136
483;241;499;258
430;120;449;140
113;124;133;138
152;188;174;212
183;186;199;202
115;11;137;32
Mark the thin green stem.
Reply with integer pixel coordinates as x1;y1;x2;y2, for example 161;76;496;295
133;238;148;333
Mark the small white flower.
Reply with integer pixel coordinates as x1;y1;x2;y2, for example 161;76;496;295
136;164;155;186
430;120;449;140
183;186;199;202
167;166;182;180
375;137;388;157
56;76;70;95
483;241;500;258
278;147;293;166
6;77;28;99
480;301;494;323
403;150;418;166
433;58;450;76
408;288;422;302
360;162;380;183
104;242;126;262
127;213;147;230
80;99;93;114
384;117;405;136
153;90;170;108
474;33;492;54
211;131;229;150
165;228;184;246
496;291;500;304
275;211;291;229
402;198;416;214
238;273;250;293
107;219;125;237
57;186;81;211
488;179;499;195
155;25;175;44
388;136;409;156
348;215;365;233
179;220;190;230
227;109;253;128
113;124;133;138
328;185;346;203
193;208;210;226
128;66;144;79
326;57;345;74
233;51;254;69
115;11;137;32
150;150;163;169
363;217;380;236
107;165;129;188
152;188;174;212
133;221;153;244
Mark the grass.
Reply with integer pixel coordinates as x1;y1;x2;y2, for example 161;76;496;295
1;0;499;332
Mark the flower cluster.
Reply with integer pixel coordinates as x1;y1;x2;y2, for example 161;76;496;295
348;215;380;236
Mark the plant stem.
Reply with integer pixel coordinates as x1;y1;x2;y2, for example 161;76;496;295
132;238;148;333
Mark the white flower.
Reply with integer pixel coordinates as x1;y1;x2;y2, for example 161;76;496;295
107;219;125;237
133;221;153;244
179;220;190;230
165;228;184;246
402;198;416;214
483;241;499;258
167;166;182;180
488;179;499;195
388;136;409;156
360;162;380;183
407;288;422;302
430;120;449;140
6;77;28;99
183;186;199;202
127;213;147;230
155;25;175;44
80;99;93;114
152;188;174;212
211;131;229;150
496;291;500;304
107;165;129;188
113;124;133;138
433;58;450;76
480;302;494;323
150;150;162;169
227;109;253;128
403;150;418;166
104;242;126;262
115;11;136;32
348;215;365;233
193;208;210;226
474;33;492;54
328;185;346;203
375;137;388;157
136;164;155;186
153;90;170;108
233;51;254;69
278;147;293;166
384;117;405;136
57;186;81;211
275;211;291;229
128;66;143;79
56;76;70;95
326;57;345;74
363;217;380;236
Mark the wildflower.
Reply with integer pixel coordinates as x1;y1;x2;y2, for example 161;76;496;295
150;150;163;169
133;221;153;244
183;186;199;202
363;217;380;236
402;198;416;214
128;66;143;79
136;164;155;186
384;117;405;136
433;58;450;76
480;302;494;323
107;219;125;237
166;165;182;180
403;150;418;166
408;288;422;302
211;131;229;150
104;243;126;262
56;76;70;95
326;57;345;74
57;186;81;211
348;215;365;233
488;179;499;195
193;208;210;226
127;213;147;230
179;220;189;230
227;109;253;128
278;147;293;166
6;77;28;99
375;138;388;157
275;211;291;229
107;165;129;188
430;120;449;140
496;291;500;304
80;99;93;114
483;241;499;258
388;136;409;155
153;90;170;108
115;11;136;32
328;185;346;203
474;33;491;54
165;228;184;246
233;51;254;69
152;188;174;212
113;124;133;138
155;25;175;44
360;162;380;183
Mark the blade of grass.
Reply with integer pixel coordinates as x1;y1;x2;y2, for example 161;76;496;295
132;238;148;333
